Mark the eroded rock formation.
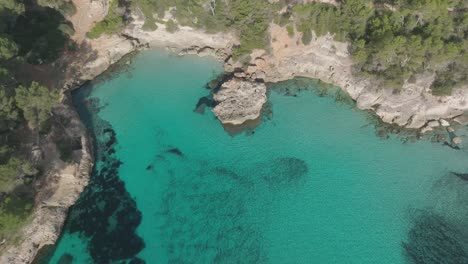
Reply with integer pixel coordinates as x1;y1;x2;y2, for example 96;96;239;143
212;78;267;125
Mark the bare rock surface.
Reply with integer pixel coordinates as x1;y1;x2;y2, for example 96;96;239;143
237;24;468;129
213;79;267;125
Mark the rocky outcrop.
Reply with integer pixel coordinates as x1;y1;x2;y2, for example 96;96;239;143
212;78;267;125
226;24;468;129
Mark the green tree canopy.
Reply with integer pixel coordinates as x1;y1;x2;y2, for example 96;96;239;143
15;82;60;129
0;35;18;60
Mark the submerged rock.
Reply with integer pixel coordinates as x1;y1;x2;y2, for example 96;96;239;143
212;78;267;125
452;136;462;145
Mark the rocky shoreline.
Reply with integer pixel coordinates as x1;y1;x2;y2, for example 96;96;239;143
0;97;94;264
2;0;467;262
65;12;468;131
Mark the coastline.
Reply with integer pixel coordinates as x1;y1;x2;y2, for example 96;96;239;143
2;1;467;262
0;95;94;264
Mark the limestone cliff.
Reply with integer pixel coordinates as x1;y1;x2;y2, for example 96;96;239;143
224;24;468;129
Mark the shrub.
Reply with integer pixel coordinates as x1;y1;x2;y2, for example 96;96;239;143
165;19;179;33
286;25;295;37
87;0;124;39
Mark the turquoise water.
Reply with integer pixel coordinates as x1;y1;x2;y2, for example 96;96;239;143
49;50;468;264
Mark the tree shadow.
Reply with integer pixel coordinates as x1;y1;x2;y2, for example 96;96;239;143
10;2;74;65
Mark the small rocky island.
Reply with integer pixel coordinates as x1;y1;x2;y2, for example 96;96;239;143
212;78;267;125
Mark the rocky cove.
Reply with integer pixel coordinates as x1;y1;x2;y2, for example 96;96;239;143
1;0;468;262
69;16;468;132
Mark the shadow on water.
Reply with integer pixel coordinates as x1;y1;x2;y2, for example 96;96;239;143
403;172;468;264
40;82;145;264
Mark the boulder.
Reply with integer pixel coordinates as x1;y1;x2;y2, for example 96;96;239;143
212;78;267;125
439;119;450;127
427;120;440;127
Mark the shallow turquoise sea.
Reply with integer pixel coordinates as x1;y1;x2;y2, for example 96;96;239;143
48;50;468;264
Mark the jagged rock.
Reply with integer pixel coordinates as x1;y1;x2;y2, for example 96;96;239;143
212;78;267;125
234;72;247;78
440;119;450;127
197;46;215;57
252;70;266;81
224;57;243;73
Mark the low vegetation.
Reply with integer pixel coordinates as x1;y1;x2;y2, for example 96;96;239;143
87;0;125;39
130;0;276;58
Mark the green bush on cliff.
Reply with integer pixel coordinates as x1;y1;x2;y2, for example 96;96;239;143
0;193;33;239
165;19;179;33
87;0;124;39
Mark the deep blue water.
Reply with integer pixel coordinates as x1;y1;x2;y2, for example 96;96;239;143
48;50;468;264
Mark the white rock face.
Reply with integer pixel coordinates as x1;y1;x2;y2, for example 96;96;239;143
239;24;468;128
212;79;267;125
125;15;237;54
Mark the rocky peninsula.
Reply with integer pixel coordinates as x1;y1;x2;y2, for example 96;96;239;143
1;0;467;263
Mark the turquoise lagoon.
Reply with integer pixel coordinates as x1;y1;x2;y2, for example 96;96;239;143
48;50;468;264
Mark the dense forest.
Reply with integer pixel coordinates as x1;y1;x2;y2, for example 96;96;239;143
0;0;73;240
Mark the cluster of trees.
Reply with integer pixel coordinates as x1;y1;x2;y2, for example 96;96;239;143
289;0;467;94
0;0;64;238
